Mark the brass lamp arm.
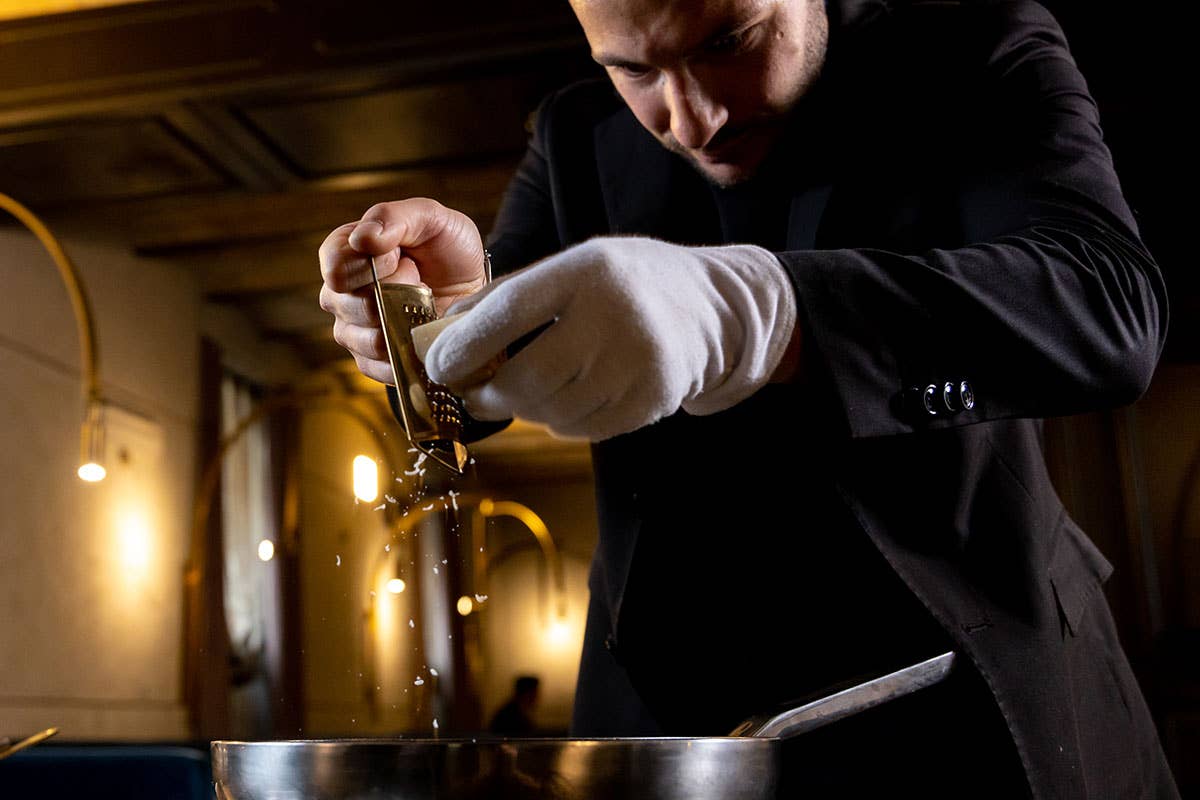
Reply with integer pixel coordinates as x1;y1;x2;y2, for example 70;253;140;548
0;192;101;403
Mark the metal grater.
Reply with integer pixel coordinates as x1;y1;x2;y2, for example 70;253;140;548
370;259;470;474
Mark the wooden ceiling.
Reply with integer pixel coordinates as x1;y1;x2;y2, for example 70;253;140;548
1;0;1193;379
0;0;601;375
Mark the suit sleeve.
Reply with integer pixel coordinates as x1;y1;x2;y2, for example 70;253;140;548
780;0;1168;438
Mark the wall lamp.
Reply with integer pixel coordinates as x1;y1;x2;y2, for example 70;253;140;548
0;192;105;482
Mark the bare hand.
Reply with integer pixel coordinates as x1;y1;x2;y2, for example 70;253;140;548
318;198;487;383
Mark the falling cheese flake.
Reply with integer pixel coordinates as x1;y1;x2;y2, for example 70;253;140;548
335;555;341;567
385;494;398;504
384;544;391;552
429;668;439;677
409;619;415;629
474;594;488;603
422;503;435;511
414;677;425;686
373;503;386;511
433;719;439;730
404;452;429;476
447;490;460;511
432;567;439;575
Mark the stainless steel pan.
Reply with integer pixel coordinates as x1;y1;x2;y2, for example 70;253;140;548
213;652;954;800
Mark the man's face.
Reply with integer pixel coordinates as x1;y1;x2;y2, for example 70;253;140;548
571;0;828;186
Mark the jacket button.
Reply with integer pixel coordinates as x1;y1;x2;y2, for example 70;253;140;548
921;384;940;416
958;380;975;411
941;382;961;413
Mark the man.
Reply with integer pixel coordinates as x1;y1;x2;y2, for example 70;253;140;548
319;0;1179;795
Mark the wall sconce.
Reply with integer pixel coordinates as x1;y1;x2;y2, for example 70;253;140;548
0;192;105;482
474;498;567;624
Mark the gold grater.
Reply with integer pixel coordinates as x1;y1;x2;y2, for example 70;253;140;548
370;259;470;474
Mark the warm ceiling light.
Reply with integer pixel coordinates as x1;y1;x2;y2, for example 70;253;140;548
257;540;275;562
386;578;406;594
456;596;474;616
0;1;160;22
352;455;378;503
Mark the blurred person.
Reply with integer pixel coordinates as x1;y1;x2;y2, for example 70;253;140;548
488;675;541;737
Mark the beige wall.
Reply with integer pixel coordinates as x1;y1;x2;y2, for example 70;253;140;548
0;221;301;742
0;226;198;741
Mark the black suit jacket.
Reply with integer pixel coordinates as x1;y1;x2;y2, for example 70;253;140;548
485;1;1176;797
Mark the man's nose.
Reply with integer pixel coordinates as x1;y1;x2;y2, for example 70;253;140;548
663;70;726;149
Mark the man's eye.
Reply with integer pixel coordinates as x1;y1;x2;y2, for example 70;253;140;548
707;27;753;55
614;64;652;79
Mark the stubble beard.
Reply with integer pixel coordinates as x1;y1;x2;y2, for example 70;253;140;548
667;0;829;189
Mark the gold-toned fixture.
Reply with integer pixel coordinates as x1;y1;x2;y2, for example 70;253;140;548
0;192;105;482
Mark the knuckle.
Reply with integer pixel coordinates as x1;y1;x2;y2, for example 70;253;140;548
332;321;348;348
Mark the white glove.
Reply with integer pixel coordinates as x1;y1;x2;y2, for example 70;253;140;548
423;236;798;441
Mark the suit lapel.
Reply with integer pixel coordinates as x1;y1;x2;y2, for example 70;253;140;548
787;183;835;250
594;97;838;253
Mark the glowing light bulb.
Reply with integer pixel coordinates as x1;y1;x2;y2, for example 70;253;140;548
387;578;406;594
78;462;106;482
353;455;378;503
257;539;275;562
456;596;474;616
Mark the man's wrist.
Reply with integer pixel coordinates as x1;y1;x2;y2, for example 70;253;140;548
769;318;804;383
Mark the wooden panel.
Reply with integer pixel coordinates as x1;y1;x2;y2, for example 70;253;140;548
310;0;581;58
181;232;328;298
125;160;513;251
0;1;280;107
0;116;229;205
243;290;330;335
237;72;553;177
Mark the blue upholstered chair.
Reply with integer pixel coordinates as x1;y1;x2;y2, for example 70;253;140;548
0;744;212;800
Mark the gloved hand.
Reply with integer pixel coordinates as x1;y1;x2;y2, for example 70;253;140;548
423;236;798;441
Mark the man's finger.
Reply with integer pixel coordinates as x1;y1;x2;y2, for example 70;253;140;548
320;230;405;292
319;283;379;326
349;198;451;255
354;353;395;385
333;320;388;361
